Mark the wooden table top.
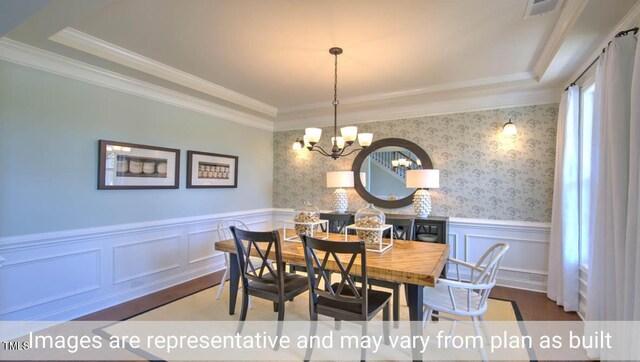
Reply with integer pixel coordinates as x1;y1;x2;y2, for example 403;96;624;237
214;229;449;287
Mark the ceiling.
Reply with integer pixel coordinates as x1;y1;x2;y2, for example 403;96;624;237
2;0;638;129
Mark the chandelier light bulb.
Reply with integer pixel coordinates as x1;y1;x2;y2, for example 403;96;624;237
331;136;346;150
340;126;358;143
358;133;373;148
305;128;322;144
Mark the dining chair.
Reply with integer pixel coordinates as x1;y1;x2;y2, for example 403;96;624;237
289;213;352;275
319;213;353;234
385;217;415;240
422;242;509;335
363;217;415;328
216;219;272;309
301;234;390;361
230;226;309;327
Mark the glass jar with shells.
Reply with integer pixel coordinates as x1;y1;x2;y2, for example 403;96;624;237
283;201;328;242
347;203;393;253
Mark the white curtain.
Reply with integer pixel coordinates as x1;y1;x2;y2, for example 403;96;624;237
547;85;580;311
586;34;640;322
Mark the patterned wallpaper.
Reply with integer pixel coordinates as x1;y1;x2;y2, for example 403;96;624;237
273;104;558;222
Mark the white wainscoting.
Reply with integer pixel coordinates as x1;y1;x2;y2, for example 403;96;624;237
0;209;273;321
448;218;550;292
0;209;550;322
272;209;551;293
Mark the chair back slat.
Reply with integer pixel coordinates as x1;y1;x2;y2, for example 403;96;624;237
473;243;509;285
217;219;249;241
319;213;353;233
473;243;509;308
385;217;415;240
302;235;368;317
230;227;284;294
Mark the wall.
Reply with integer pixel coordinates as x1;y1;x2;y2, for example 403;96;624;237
273;104;558;222
0;60;273;320
0;60;273;236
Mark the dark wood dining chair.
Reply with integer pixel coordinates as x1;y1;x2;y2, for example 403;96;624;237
301;234;390;361
319;212;353;234
290;213;353;274
385;217;415;241
361;217;415;328
230;226;308;331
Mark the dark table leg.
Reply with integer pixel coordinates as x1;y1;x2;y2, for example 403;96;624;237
228;252;240;315
406;283;424;361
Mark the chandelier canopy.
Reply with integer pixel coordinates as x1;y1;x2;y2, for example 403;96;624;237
292;47;373;159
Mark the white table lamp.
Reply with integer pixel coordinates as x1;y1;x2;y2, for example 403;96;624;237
327;171;354;213
406;169;440;217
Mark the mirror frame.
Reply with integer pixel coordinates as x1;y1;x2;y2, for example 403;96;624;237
352;138;433;209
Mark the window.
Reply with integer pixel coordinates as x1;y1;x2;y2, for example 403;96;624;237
579;83;595;268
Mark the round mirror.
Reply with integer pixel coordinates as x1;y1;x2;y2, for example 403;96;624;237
352;138;433;208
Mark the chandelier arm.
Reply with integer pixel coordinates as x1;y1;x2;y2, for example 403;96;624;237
339;147;364;157
310;145;331;157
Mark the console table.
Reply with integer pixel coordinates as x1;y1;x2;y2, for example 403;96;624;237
322;211;449;244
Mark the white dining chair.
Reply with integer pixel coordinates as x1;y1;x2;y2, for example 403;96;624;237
216;219;272;309
422;242;509;337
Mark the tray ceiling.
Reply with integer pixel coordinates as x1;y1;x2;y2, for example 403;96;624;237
3;0;638;127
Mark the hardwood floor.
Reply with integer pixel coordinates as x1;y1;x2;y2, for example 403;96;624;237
76;270;224;321
490;285;581;321
78;271;580;322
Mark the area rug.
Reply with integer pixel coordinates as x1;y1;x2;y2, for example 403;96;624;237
96;281;535;361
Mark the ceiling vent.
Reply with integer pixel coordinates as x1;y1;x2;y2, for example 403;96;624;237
524;0;563;19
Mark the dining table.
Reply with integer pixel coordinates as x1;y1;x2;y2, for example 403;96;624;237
214;228;449;324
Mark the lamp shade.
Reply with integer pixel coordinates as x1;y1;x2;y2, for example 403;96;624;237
327;171;354;188
406;169;440;189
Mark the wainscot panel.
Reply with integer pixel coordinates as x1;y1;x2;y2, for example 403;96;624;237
0;209;273;321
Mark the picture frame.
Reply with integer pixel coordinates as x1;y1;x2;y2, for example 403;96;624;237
98;140;180;189
186;150;238;188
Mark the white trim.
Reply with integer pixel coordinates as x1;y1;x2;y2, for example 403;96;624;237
563;1;640;89
49;28;277;117
279;72;536;114
0;208;275;250
274;87;561;131
466;234;550;245
0;37;274;131
449;217;551;233
532;0;588;80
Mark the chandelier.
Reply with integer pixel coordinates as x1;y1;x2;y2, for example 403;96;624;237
391;151;422;171
292;47;373;159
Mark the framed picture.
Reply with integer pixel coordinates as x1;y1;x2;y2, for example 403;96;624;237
98;140;180;189
187;150;238;188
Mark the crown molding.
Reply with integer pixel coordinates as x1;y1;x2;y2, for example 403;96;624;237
0;37;274;131
274;87;561;131
563;0;640;89
49;27;278;117
279;71;536;114
532;0;589;81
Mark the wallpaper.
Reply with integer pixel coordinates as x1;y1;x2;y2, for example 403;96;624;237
273;104;558;222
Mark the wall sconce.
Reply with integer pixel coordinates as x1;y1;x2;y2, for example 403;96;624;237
502;119;517;136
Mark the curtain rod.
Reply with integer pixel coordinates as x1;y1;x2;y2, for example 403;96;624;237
564;27;639;91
